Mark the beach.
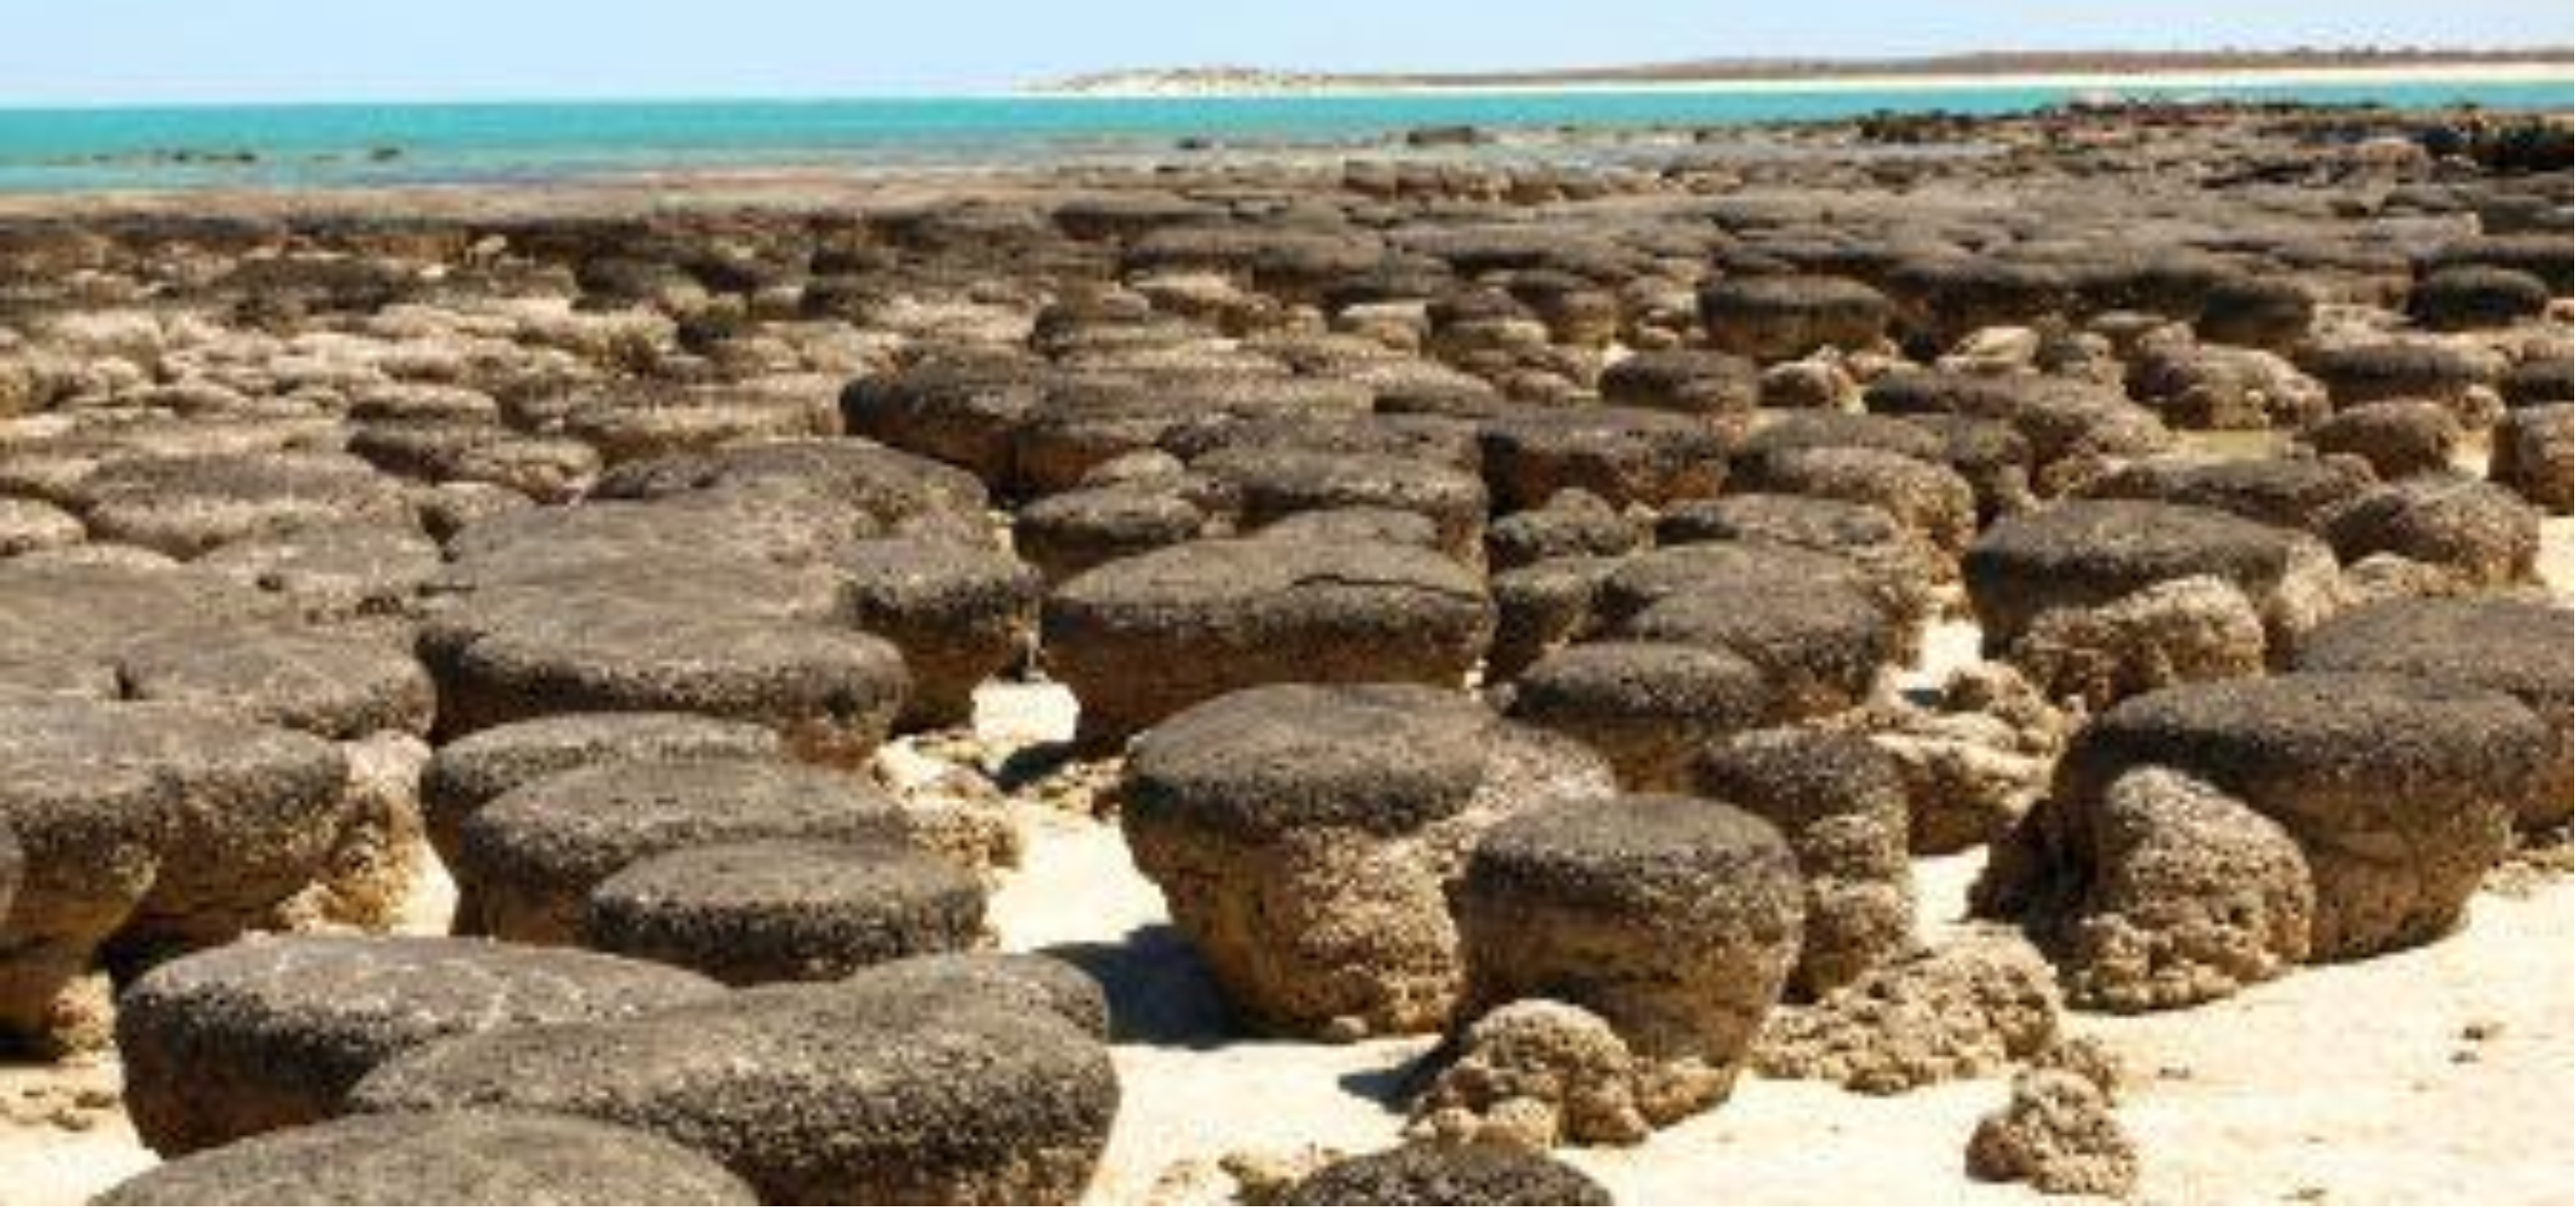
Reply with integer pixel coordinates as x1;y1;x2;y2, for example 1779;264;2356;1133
0;89;2570;1206
1029;59;2576;98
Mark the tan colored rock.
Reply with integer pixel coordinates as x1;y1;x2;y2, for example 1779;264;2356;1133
1123;684;1613;1039
2010;574;2269;711
1754;930;2060;1095
1966;1068;2139;1197
2059;766;2315;1011
1409;999;1653;1149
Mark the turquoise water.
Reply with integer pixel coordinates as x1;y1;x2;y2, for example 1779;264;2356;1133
0;78;2567;194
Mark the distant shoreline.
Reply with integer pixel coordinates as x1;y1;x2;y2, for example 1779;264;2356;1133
1032;58;2575;99
0;69;2561;203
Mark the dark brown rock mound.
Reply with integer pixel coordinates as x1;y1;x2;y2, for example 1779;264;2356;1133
1505;642;1777;792
350;968;1119;1204
1699;274;1893;362
1123;683;1611;1038
1456;794;1803;1124
583;839;986;985
841;536;1040;729
1691;729;1914;996
93;1110;758;1206
0;699;347;1047
1963;499;2337;654
2296;597;2573;830
453;758;909;943
425;592;911;766
116;934;722;1155
1282;1142;1613;1206
1477;405;1730;511
419;711;784;866
2321;473;2541;587
1985;673;2549;968
1041;536;1492;746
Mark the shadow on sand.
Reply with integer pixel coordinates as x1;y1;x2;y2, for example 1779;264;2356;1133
1040;924;1237;1048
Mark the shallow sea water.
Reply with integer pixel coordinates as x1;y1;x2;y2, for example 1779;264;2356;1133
0;77;2567;193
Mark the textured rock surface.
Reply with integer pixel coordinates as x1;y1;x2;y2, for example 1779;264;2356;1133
1122;683;1611;1038
1690;728;1915;995
1980;673;2550;986
453;758;909;943
353;966;1119;1204
582;839;987;984
1753;931;2060;1094
1042;537;1493;745
0;699;348;1048
94;1111;759;1206
1454;794;1804;1128
2295;596;2574;829
1283;1141;1612;1206
1966;1068;2139;1197
116;934;722;1155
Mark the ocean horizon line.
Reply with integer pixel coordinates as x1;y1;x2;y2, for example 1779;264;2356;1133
0;57;2567;113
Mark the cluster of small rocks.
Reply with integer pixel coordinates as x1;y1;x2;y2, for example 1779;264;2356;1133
0;98;2566;1204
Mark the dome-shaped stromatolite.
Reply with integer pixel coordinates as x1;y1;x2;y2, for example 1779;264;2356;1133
453;758;909;943
1963;499;2339;657
1601;545;1912;718
1015;478;1214;585
2077;455;2374;532
2298;341;2486;409
116;626;434;741
1475;405;1730;511
1454;794;1803;1125
1505;641;1777;792
1730;444;1979;555
586;438;992;544
840;535;1040;730
2296;597;2573;830
2302;399;2464;480
1983;673;2551;973
0;699;348;1047
2407;265;2553;331
1194;446;1491;564
1658;492;1945;589
350;965;1119;1204
1282;1142;1614;1206
583;839;985;985
1487;555;1622;681
419;711;785;865
2319;473;2541;588
69;451;416;559
93;1111;758;1206
1599;348;1760;419
1484;489;1646;573
2194;275;2316;351
1123;683;1614;1038
2491;404;2573;515
116;934;723;1155
1698;274;1893;362
425;593;912;766
837;355;1051;488
1041;537;1493;746
1690;729;1915;996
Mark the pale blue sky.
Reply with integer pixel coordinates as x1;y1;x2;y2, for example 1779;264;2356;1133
2;0;2567;104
